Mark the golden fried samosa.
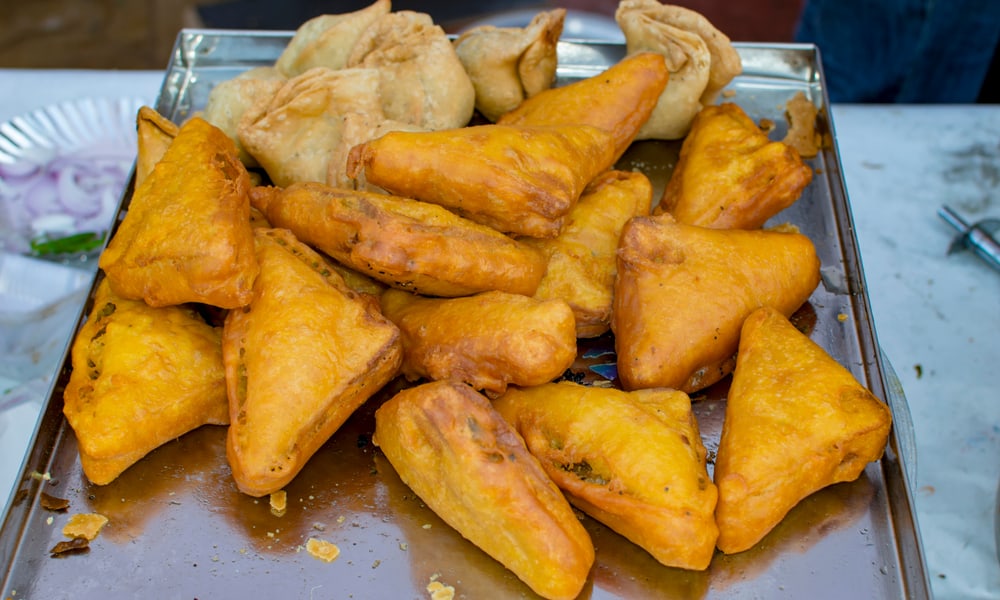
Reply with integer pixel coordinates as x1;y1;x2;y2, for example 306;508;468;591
615;0;742;140
326;112;424;191
239;67;384;187
346;123;616;238
714;306;892;554
656;103;814;229
374;380;594;600
223;228;401;497
99;117;258;309
274;0;391;77
135;106;178;188
201;66;286;167
612;215;821;393
525;170;652;338
497;51;669;160
347;10;475;130
380;289;577;394
63;279;229;486
251;182;547;297
454;9;565;122
494;381;718;570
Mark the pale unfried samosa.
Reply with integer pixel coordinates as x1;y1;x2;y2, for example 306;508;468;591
274;0;391;77
347;10;475;130
239;67;384;187
615;0;742;139
454;9;565;121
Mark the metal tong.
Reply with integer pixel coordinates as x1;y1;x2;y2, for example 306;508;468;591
937;206;1000;273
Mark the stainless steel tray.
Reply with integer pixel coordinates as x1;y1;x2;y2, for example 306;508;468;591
1;29;930;599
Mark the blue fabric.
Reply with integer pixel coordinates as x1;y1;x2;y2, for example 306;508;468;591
795;0;1000;103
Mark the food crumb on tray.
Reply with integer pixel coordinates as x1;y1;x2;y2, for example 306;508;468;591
61;513;108;541
270;490;287;516
306;537;341;563
427;575;456;600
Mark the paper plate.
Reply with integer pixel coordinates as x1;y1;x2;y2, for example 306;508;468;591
0;96;146;256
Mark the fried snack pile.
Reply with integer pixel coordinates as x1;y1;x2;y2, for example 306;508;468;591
60;1;894;593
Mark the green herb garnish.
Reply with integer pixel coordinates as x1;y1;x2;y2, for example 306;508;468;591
29;231;106;256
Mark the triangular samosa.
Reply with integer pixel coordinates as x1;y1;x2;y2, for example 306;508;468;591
63;279;229;485
612;215;820;392
134;106;178;188
494;381;718;571
223;228;401;497
99;117;258;309
714;306;892;554
655;103;813;230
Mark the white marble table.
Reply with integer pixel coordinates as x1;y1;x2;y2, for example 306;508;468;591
0;68;998;599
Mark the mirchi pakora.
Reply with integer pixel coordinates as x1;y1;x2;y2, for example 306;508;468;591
223;228;402;497
497;50;669;160
99;116;258;309
63;278;230;486
380;288;577;395
612;214;821;393
525;169;652;338
345;123;617;238
250;181;548;297
373;380;594;600
494;381;718;571
714;306;892;554
655;102;814;229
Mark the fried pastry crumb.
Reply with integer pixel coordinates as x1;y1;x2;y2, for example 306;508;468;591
427;578;456;600
269;490;287;516
306;537;341;563
62;513;109;541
